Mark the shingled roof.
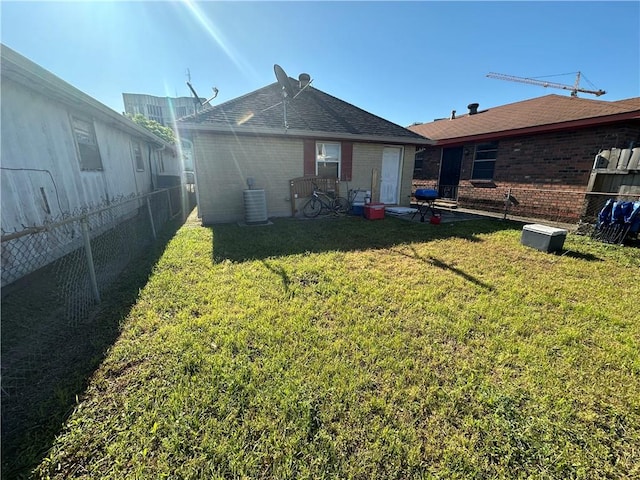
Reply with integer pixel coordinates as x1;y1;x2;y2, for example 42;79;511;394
408;94;640;145
179;79;432;145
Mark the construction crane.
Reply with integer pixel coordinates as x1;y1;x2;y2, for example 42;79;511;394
486;71;606;97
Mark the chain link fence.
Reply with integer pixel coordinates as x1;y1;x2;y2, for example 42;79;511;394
2;186;182;289
1;185;191;475
412;181;640;233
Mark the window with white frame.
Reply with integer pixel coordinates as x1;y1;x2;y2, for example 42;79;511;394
132;141;144;171
316;142;341;179
72;117;103;171
471;141;498;180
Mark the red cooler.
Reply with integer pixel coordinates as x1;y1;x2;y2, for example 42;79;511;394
364;203;385;220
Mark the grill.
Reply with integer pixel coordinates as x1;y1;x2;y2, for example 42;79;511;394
415;189;438;202
412;188;439;223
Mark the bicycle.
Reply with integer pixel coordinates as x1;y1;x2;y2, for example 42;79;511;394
302;182;350;218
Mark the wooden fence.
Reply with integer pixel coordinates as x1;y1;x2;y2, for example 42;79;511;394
289;176;340;216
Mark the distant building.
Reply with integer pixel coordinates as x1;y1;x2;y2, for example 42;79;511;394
122;93;204;126
123;93;202;185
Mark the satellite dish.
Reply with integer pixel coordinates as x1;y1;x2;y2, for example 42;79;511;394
274;64;295;99
187;82;219;107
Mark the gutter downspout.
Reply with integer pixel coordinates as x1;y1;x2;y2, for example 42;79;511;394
148;143;155;191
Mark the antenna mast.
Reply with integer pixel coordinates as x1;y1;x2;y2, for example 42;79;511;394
274;64;296;130
186;71;219;116
486;71;606;97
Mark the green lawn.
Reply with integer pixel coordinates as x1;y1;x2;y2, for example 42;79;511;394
35;215;639;479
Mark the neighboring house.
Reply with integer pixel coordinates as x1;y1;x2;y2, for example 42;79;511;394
178;72;432;224
1;44;181;284
409;95;640;221
1;44;180;230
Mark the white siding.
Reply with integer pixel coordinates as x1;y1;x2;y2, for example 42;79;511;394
1;78;157;232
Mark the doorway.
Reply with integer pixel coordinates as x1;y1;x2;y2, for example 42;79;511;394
438;147;463;200
380;147;402;204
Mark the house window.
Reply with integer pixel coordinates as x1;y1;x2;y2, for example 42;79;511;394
72;117;103;171
471;141;498;180
132;141;144;171
316;142;341;178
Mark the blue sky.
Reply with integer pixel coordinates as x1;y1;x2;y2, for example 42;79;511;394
2;1;638;127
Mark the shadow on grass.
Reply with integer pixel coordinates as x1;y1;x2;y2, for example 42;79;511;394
211;215;521;263
391;245;495;291
0;213;188;480
559;250;603;262
261;259;292;294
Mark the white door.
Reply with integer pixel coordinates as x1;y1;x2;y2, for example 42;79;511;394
380;147;402;204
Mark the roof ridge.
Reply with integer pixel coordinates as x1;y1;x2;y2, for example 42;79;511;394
310;87;427;139
179;81;284;121
179;77;429;141
427;94;640;123
190;76;301;115
483;94;596;110
408;94;640;142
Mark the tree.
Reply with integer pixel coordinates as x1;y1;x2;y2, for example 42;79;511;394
126;113;176;144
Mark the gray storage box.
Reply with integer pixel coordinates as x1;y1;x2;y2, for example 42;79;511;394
521;224;567;253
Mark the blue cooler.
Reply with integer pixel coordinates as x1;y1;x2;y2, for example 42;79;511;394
351;203;364;215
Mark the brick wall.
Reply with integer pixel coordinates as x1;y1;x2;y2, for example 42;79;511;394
457;185;588;223
414;122;640;221
414;148;440;180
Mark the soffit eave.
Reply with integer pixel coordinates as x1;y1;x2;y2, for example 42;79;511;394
426;112;640;147
178;123;434;146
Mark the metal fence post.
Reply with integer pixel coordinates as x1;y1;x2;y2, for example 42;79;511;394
181;184;188;222
146;195;157;241
80;216;101;303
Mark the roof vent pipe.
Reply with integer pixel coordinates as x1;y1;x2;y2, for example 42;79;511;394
468;103;479;115
299;73;311;88
450;110;456;120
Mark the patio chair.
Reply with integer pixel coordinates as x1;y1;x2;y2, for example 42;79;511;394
592;199;640;245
